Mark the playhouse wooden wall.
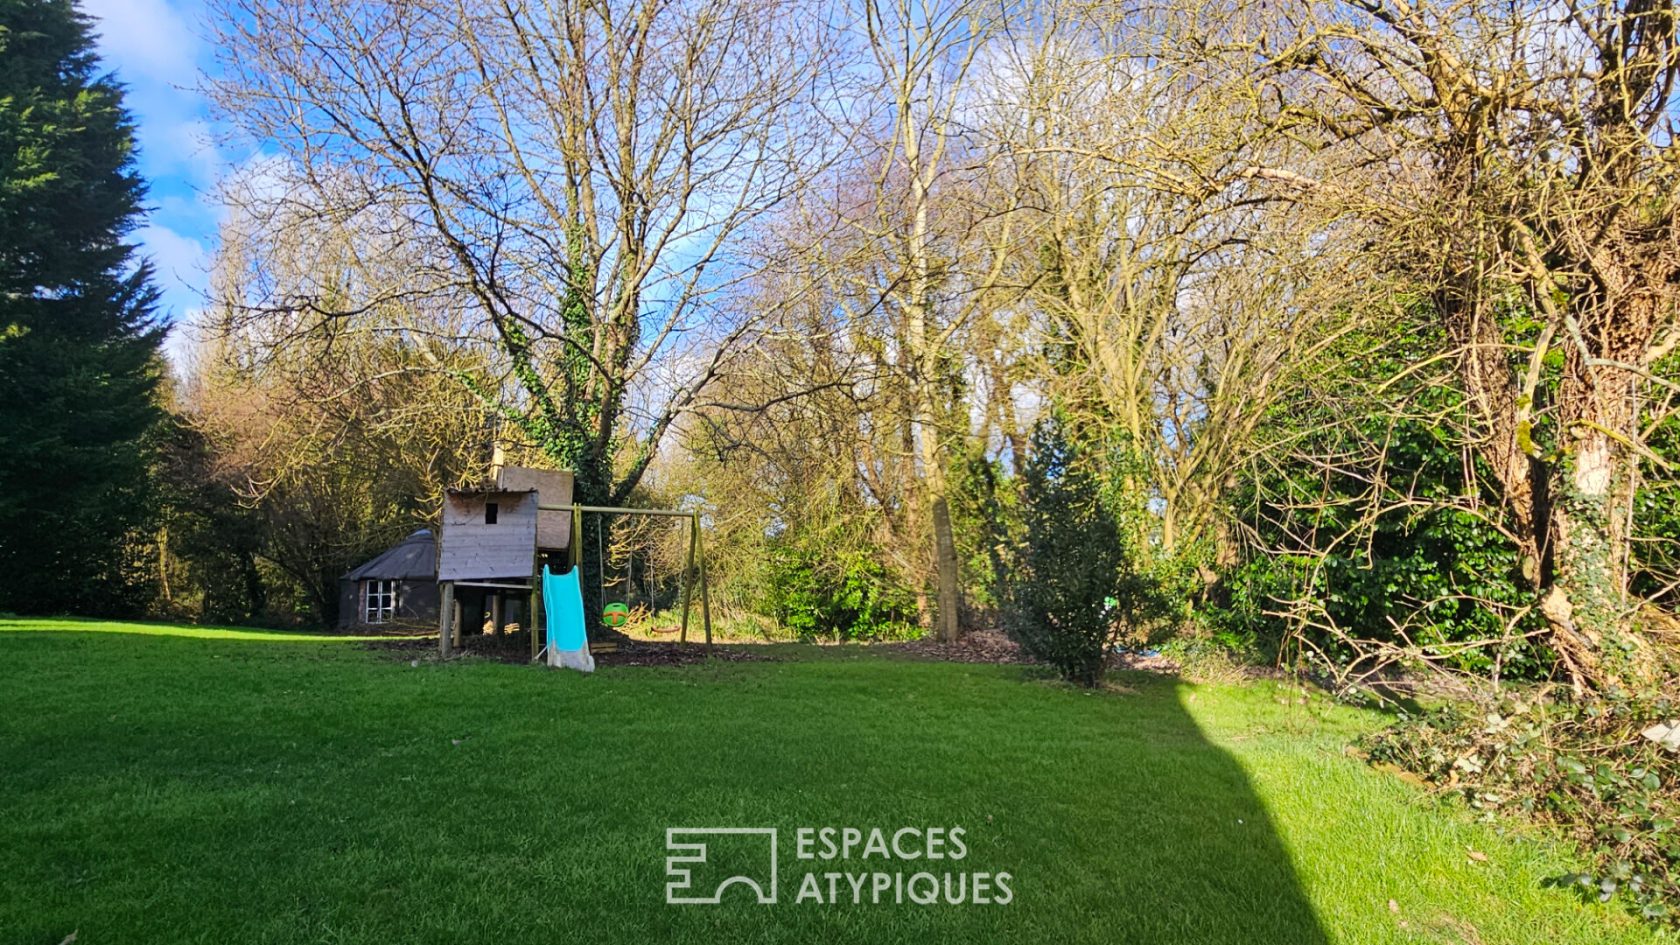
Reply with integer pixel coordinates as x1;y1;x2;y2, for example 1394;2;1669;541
438;489;539;581
496;466;574;550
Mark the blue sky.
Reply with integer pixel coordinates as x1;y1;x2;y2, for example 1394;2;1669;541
83;0;227;339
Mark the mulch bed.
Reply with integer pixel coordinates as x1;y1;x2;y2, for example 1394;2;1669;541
364;627;1192;674
873;629;1037;665
876;632;1181;673
362;630;776;667
589;638;778;667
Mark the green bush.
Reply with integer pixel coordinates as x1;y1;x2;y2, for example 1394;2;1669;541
1219;318;1551;678
764;543;919;641
1004;415;1129;686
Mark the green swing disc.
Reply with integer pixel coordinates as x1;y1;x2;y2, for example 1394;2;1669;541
602;602;631;627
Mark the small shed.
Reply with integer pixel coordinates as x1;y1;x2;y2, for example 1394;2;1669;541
337;529;440;630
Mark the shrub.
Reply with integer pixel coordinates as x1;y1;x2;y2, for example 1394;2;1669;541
1219;318;1553;679
1004;415;1127;686
1364;687;1679;927
764;543;919;641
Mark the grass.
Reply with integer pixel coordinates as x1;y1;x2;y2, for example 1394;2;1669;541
0;615;425;643
0;619;1662;944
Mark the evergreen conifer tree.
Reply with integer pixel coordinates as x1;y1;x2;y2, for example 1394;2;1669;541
0;0;164;613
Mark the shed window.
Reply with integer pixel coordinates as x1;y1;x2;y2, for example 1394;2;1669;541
485;502;499;524
364;579;397;624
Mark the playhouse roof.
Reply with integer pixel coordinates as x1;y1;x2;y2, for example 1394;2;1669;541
342;529;436;582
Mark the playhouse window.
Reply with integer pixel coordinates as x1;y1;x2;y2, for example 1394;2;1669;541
485;502;499;524
364;580;397;624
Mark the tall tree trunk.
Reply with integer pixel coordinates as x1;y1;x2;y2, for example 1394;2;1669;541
1541;347;1648;688
916;415;960;641
157;525;172;605
905;122;961;643
560;444;613;625
931;494;960;641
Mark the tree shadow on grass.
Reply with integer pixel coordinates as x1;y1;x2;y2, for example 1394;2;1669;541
635;666;1334;945
984;673;1330;944
1060;676;1333;944
0;615;400;642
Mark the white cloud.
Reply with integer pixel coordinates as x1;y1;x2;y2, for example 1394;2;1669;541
84;0;218;188
81;0;201;88
223;152;295;205
81;0;229;330
173;118;223;184
136;223;208;318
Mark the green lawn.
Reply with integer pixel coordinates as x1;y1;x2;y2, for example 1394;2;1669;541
0;619;1661;944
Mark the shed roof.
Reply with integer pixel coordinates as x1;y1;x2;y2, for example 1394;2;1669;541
342;529;436;582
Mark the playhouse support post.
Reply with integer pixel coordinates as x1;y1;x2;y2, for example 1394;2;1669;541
696;514;713;649
679;512;697;644
438;581;455;658
530;555;544;663
491;593;504;636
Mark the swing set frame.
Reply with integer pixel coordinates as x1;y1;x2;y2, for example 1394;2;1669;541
525;503;713;661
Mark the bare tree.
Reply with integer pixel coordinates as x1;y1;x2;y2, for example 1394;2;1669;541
962;3;1369;599
1224;0;1680;689
183;193;492;623
209;0;840;611
831;0;1003;640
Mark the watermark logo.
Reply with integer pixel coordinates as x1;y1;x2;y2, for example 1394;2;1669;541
664;826;1012;906
665;827;779;904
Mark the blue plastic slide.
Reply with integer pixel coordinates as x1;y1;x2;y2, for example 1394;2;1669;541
541;565;595;672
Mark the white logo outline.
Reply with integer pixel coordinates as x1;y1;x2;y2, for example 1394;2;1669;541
664;827;779;904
